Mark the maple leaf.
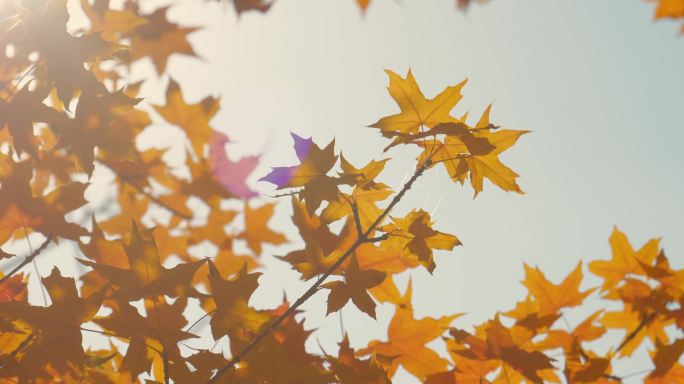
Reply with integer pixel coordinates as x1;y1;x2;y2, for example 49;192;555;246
182;150;238;209
563;341;611;383
78;223;205;301
0;87;65;156
589;227;660;291
98;183;150;235
371;69;466;149
450;315;556;383
522;262;595;316
652;0;684;33
153;78;220;157
359;281;459;380
279;198;354;279
14;0;124;105
55;89;140;175
321;186;392;231
535;311;605;352
601;306;672;357
208;131;259;198
237;334;334;384
81;0;148;41
647;338;684;380
503;295;560;332
636;250;684;301
321;156;393;230
0;161;88;245
78;218;128;296
0;273;27;302
101;147;181;192
127;6;199;74
238;201;286;255
356;0;371;12
426;337;500;384
170;349;227;382
379;209;461;273
323;256;386;318
204;261;270;349
367;275;405;305
416;105;527;196
0;267;104;379
326;335;391;383
356;239;420;278
95;297;197;378
464;121;526;194
233;0;274;15
261;133;352;215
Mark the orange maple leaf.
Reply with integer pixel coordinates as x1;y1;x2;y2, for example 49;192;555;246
379;209;461;273
323;255;385;318
589;227;660;291
79;224;205;300
359;281;459;380
522;262;595;316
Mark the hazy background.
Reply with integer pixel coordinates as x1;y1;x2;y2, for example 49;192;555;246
66;0;684;381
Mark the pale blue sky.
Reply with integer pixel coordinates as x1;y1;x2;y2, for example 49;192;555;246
65;0;684;381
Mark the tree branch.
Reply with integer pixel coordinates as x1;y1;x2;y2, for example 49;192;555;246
615;312;656;354
206;159;432;383
0;235;52;285
162;347;170;384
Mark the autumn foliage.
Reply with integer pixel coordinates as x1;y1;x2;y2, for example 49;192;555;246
0;0;682;383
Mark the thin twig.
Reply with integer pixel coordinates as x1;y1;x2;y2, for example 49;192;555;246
3;62;38;102
0;236;52;285
342;194;364;237
185;309;215;334
206;159;432;383
22;226;48;306
366;233;389;243
268;190;302;199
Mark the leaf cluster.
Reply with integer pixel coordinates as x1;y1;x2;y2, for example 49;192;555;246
0;1;681;384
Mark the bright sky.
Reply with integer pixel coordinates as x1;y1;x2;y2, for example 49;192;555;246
63;0;684;382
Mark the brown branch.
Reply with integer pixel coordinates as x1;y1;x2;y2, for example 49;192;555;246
341;194;364;237
366;233;389;243
3;62;39;102
162;347;170;384
8;332;34;358
615;312;657;354
268;190;302;199
0;235;52;285
206;159;432;384
185;309;216;334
